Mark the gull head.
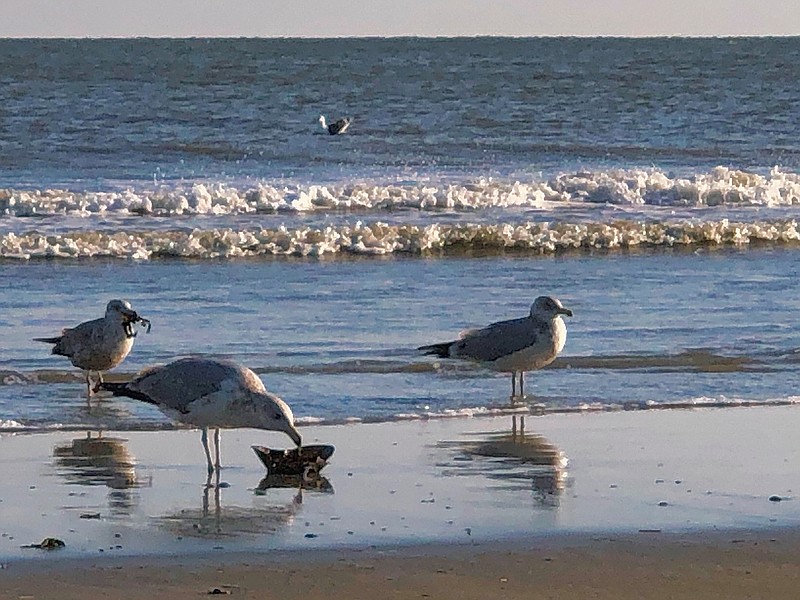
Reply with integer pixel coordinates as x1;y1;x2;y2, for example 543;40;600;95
253;392;302;448
105;299;140;323
530;296;573;320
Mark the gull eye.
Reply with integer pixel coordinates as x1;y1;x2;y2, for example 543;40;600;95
274;412;283;420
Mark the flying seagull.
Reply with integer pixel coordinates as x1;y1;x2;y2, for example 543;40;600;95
34;299;148;399
418;296;573;400
319;115;351;135
97;357;302;474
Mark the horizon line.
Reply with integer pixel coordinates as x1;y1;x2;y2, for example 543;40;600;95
1;33;799;41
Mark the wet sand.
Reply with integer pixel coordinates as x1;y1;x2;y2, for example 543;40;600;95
3;530;800;599
2;405;800;597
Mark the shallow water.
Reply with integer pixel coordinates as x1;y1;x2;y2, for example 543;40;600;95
1;37;800;430
1;248;798;430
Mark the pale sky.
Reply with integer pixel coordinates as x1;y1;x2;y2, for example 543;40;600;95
1;0;799;38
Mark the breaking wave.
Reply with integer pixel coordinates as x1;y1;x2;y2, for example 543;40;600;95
2;166;800;218
2;217;800;260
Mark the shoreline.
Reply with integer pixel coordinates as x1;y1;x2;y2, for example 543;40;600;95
2;405;799;560
4;388;799;434
2;405;800;596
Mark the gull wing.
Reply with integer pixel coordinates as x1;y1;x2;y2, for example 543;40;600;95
128;358;243;414
46;317;104;358
451;316;541;362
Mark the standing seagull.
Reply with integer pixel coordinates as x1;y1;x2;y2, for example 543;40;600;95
34;299;147;400
97;357;302;475
319;114;351;135
418;296;573;400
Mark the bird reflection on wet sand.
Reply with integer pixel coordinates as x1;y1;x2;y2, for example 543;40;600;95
160;473;301;539
53;432;136;487
158;468;334;539
52;432;148;515
437;415;568;504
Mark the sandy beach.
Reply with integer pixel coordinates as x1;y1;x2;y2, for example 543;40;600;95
4;530;800;599
2;405;800;598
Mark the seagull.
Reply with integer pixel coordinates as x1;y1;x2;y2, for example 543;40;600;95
34;299;147;400
319;114;351;135
96;357;302;475
418;296;573;400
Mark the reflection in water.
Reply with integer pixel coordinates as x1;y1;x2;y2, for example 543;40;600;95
437;415;569;505
53;432;136;487
52;432;147;515
256;472;334;494
158;468;334;539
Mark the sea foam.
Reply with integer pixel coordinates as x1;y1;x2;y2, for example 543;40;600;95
2;218;799;260
2;167;800;218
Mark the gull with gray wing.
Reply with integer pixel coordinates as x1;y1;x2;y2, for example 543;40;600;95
97;357;302;474
34;299;148;400
419;296;573;399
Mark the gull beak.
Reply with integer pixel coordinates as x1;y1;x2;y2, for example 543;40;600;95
559;307;574;317
123;309;139;323
287;425;302;448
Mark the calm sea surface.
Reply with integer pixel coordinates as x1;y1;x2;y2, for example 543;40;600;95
1;37;799;431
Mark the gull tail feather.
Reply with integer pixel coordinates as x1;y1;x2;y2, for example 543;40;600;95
33;336;68;356
418;342;453;358
95;381;158;406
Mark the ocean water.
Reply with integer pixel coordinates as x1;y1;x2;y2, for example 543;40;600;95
1;37;800;432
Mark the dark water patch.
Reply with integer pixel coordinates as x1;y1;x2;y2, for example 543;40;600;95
0;349;776;388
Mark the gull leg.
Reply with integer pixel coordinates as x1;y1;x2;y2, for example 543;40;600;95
214;427;221;472
85;372;93;404
510;371;517;400
520;371;525;399
201;427;214;476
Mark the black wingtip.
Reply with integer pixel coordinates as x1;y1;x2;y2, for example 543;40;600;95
94;381;158;406
94;381;128;396
417;342;452;358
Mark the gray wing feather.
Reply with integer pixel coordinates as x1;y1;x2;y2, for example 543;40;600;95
452;317;540;362
129;358;241;413
50;318;104;357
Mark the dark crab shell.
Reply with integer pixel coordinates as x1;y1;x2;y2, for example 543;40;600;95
124;316;151;339
252;444;335;475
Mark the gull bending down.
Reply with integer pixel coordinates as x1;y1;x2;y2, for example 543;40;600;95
34;299;147;399
97;357;302;474
418;296;573;399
